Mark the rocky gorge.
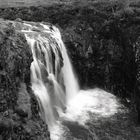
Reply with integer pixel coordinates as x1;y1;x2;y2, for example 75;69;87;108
0;0;140;139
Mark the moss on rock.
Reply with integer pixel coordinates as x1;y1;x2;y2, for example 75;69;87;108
0;20;50;140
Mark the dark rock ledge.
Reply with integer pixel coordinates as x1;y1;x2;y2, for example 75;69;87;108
0;19;50;140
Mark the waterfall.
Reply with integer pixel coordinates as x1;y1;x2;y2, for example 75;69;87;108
21;22;79;128
11;21;120;140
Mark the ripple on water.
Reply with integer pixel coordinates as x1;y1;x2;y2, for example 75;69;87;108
50;88;121;140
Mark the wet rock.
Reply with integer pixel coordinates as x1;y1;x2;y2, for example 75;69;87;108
0;20;50;140
0;119;14;131
16;83;32;119
14;107;28;118
38;61;49;82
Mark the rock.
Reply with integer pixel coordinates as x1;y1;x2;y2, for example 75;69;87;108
14;107;28;118
15;18;23;22
38;61;49;82
17;83;32;119
0;119;14;131
0;20;50;140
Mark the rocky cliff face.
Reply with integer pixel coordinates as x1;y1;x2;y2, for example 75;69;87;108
0;0;139;119
0;0;140;134
0;20;50;140
0;0;139;94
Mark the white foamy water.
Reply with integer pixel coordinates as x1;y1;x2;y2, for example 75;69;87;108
17;21;120;140
50;88;120;140
63;88;119;123
20;22;79;128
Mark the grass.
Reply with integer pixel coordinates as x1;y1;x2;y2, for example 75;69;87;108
0;0;140;8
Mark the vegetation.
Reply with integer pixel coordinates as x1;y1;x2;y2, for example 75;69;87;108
0;21;50;140
0;0;140;139
0;0;140;116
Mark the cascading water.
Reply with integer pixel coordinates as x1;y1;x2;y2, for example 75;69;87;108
20;22;79;128
11;21;120;140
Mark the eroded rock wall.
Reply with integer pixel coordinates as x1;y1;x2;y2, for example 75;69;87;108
0;20;50;140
